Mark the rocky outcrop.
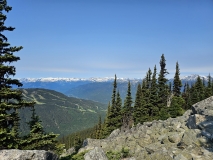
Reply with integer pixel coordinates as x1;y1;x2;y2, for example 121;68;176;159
60;147;75;158
84;147;108;160
79;96;213;160
0;149;58;160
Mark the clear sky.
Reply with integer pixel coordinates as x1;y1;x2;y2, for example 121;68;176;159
5;0;213;79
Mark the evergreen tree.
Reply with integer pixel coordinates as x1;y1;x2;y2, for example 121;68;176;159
73;134;82;151
111;74;117;108
168;96;185;118
114;91;122;128
173;62;182;97
194;76;205;102
149;65;159;119
0;0;34;149
95;115;102;139
101;75;122;137
21;107;63;153
122;81;133;129
133;84;143;124
205;74;212;98
101;102;111;138
157;54;169;120
146;68;152;89
182;82;191;110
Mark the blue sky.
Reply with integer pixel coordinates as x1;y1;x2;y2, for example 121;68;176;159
5;0;213;78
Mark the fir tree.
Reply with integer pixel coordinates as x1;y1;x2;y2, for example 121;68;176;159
95;115;102;139
173;62;182;97
74;134;82;151
157;54;169;120
0;0;34;149
205;74;212;98
21;106;63;153
194;76;205;102
150;65;159;119
114;91;122;128
168;96;185;118
133;83;143;124
102;75;122;137
182;82;191;110
101;102;111;138
122;81;133;130
190;84;199;105
111;74;117;108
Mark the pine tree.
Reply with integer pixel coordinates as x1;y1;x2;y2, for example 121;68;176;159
73;134;82;151
114;91;122;128
95;115;102;139
205;74;212;98
122;81;133;130
150;65;159;119
168;96;185;118
173;62;182;97
21;106;63;153
190;84;199;105
111;74;117;108
182;82;191;110
101;102;111;138
158;54;169;120
101;75;122;137
133;83;143;124
0;0;34;149
194;76;205;102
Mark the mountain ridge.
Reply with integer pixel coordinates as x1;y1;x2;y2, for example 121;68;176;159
16;74;212;104
18;74;211;83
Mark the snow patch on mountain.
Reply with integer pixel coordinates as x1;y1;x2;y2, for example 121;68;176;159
180;74;209;81
18;77;142;83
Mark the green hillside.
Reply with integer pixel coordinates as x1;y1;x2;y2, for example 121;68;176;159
19;88;107;137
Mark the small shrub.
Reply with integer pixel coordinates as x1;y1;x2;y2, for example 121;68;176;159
106;147;130;160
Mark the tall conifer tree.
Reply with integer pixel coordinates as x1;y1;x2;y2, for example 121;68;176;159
158;54;169;120
158;54;169;108
122;81;133;129
150;65;159;119
173;62;182;97
205;74;212;98
0;0;34;149
115;91;122;128
133;84;143;124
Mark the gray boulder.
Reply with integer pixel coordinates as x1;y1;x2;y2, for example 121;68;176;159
0;149;58;160
84;147;108;160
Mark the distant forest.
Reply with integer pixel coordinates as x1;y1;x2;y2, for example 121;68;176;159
60;54;213;149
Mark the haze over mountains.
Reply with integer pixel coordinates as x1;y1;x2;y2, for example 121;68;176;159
16;74;211;104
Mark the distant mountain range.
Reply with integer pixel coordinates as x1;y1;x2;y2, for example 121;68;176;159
19;88;107;137
16;74;212;104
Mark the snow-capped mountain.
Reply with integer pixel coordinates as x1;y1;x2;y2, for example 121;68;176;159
15;74;212;104
18;77;141;83
180;74;209;81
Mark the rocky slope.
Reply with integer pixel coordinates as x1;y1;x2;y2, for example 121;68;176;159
78;96;213;160
0;150;58;160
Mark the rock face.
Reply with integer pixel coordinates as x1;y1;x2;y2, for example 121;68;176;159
0;149;58;160
79;96;213;160
84;147;108;160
